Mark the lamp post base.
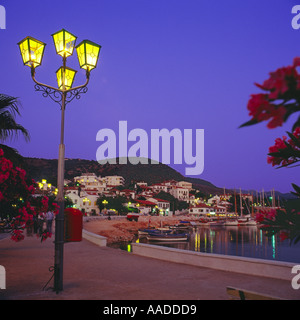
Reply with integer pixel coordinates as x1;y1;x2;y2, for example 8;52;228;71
53;199;65;293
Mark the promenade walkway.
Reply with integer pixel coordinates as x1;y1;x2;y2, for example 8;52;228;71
0;233;299;300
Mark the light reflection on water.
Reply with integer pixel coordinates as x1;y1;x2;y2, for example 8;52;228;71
141;226;300;263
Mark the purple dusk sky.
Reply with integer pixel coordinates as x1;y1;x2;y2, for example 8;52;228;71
0;0;299;193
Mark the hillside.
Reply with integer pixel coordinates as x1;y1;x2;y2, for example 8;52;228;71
23;157;222;194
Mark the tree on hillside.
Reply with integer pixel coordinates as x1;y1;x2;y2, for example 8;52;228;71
96;195;128;215
155;191;188;211
0;94;30;164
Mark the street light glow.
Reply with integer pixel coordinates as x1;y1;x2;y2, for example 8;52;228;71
18;36;46;68
76;40;101;71
51;29;77;58
56;66;77;90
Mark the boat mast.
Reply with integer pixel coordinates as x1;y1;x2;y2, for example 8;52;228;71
251;192;254;218
234;189;237;219
240;188;243;217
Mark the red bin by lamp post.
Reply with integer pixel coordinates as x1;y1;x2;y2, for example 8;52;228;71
64;208;83;242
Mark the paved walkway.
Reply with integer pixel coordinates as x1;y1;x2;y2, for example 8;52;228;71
0;233;299;300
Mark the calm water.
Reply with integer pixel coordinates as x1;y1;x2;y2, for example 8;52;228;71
139;226;300;263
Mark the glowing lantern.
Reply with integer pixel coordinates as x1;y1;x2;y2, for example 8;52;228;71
56;66;77;90
52;29;77;58
18;36;46;68
76;40;101;71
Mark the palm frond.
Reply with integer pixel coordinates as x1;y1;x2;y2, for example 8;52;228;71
0;94;30;142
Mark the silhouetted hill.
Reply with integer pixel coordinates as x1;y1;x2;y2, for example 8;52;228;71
23;157;222;194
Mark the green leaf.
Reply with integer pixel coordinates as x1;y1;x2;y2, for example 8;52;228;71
292;115;300;132
291;183;300;197
239;118;259;128
287;131;300;148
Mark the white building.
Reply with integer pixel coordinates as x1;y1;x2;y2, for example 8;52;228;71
189;203;214;217
136;181;148;187
134;199;156;215
169;186;189;201
74;173;106;193
150;183;169;193
104;175;125;187
214;205;227;215
176;181;193;191
119;189;136;199
146;197;170;215
65;187;100;215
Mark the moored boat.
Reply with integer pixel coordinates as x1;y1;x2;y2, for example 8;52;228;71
138;228;172;236
224;220;239;226
238;218;257;226
138;228;157;236
197;218;210;226
246;219;257;226
147;232;189;242
209;220;224;227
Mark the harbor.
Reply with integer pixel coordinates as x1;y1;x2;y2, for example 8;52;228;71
83;215;300;264
137;223;300;264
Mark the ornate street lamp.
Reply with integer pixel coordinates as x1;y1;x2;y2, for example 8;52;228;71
18;29;101;293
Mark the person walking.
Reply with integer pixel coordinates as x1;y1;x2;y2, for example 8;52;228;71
46;210;54;234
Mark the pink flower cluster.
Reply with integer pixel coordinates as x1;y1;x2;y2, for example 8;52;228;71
247;59;300;129
40;231;52;242
267;127;300;167
255;208;277;225
0;149;56;242
255;208;300;242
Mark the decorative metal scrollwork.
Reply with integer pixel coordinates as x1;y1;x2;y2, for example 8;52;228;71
34;84;63;105
65;86;88;106
34;83;88;108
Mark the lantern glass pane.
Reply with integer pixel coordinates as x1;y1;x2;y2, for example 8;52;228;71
76;42;86;69
64;68;76;89
18;39;30;65
28;38;45;67
64;32;76;56
85;42;100;70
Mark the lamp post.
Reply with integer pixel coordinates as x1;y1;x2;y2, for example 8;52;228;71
18;29;101;293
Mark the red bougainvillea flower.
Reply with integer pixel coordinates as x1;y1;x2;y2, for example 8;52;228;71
40;231;52;242
11;229;25;242
267;127;300;167
244;60;300;129
247;94;287;129
255;208;277;225
0;148;54;242
279;231;290;242
256;65;297;99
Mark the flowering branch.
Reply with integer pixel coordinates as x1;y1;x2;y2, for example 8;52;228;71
241;57;300;245
240;58;300;130
0;148;58;242
256;208;300;245
267;127;300;168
